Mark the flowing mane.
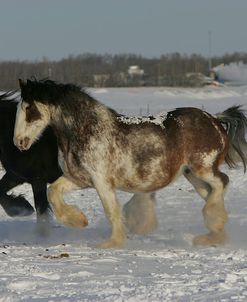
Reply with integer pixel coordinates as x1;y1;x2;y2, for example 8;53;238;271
20;79;102;107
20;79;120;124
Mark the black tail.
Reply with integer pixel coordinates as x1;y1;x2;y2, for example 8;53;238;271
217;105;247;172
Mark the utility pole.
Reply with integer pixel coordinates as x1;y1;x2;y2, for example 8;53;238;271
208;30;212;72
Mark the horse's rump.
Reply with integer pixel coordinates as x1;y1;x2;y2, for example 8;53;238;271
110;107;228;192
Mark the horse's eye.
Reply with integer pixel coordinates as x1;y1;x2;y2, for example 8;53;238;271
25;103;42;123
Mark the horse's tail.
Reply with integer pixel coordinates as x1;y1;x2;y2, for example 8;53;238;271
216;105;247;172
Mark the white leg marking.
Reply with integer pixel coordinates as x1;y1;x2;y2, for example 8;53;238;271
48;176;88;228
94;178;126;248
193;172;228;246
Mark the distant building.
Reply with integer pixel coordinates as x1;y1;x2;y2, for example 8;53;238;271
127;65;145;86
128;65;144;77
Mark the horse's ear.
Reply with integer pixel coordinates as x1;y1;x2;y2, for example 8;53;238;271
18;79;26;88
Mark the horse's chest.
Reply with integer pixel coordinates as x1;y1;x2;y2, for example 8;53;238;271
60;150;93;187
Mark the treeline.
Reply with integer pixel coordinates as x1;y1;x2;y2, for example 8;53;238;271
0;52;247;90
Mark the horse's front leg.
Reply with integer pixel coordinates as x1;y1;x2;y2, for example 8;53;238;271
47;176;88;228
0;172;34;216
94;179;126;248
32;182;51;217
31;182;52;235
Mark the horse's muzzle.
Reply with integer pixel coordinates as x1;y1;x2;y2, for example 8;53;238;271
14;136;31;151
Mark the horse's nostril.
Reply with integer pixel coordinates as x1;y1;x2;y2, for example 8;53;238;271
23;137;30;147
15;137;30;150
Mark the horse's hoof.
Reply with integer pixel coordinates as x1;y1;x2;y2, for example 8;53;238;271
35;221;51;237
1;195;35;217
35;212;53;237
79;212;88;228
55;204;88;229
97;238;125;249
125;221;157;235
59;212;88;229
193;232;227;246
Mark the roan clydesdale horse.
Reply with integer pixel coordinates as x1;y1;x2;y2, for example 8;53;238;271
13;79;247;248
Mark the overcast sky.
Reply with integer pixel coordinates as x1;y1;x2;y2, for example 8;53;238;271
0;0;246;61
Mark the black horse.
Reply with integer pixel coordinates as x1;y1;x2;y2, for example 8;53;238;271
0;92;62;226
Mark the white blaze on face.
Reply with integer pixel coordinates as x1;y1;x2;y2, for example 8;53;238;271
14;100;51;150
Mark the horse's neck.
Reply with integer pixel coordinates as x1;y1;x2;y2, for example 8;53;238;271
51;101;113;141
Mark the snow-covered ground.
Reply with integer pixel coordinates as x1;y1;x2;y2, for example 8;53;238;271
1;86;247;301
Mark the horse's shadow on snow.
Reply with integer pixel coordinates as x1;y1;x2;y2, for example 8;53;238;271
0;215;193;250
0;216;109;247
1;216;246;250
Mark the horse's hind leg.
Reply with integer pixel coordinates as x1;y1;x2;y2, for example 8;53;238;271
48;176;88;228
123;193;157;235
183;168;211;200
192;169;229;246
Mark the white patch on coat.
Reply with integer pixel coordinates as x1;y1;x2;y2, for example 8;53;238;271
201;150;218;167
212;120;226;147
117;111;167;129
174;117;184;127
202;111;212;119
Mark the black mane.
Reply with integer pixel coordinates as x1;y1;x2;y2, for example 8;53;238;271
21;79;93;105
20;78;120;117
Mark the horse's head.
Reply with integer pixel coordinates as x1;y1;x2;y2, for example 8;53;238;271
14;79;51;151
